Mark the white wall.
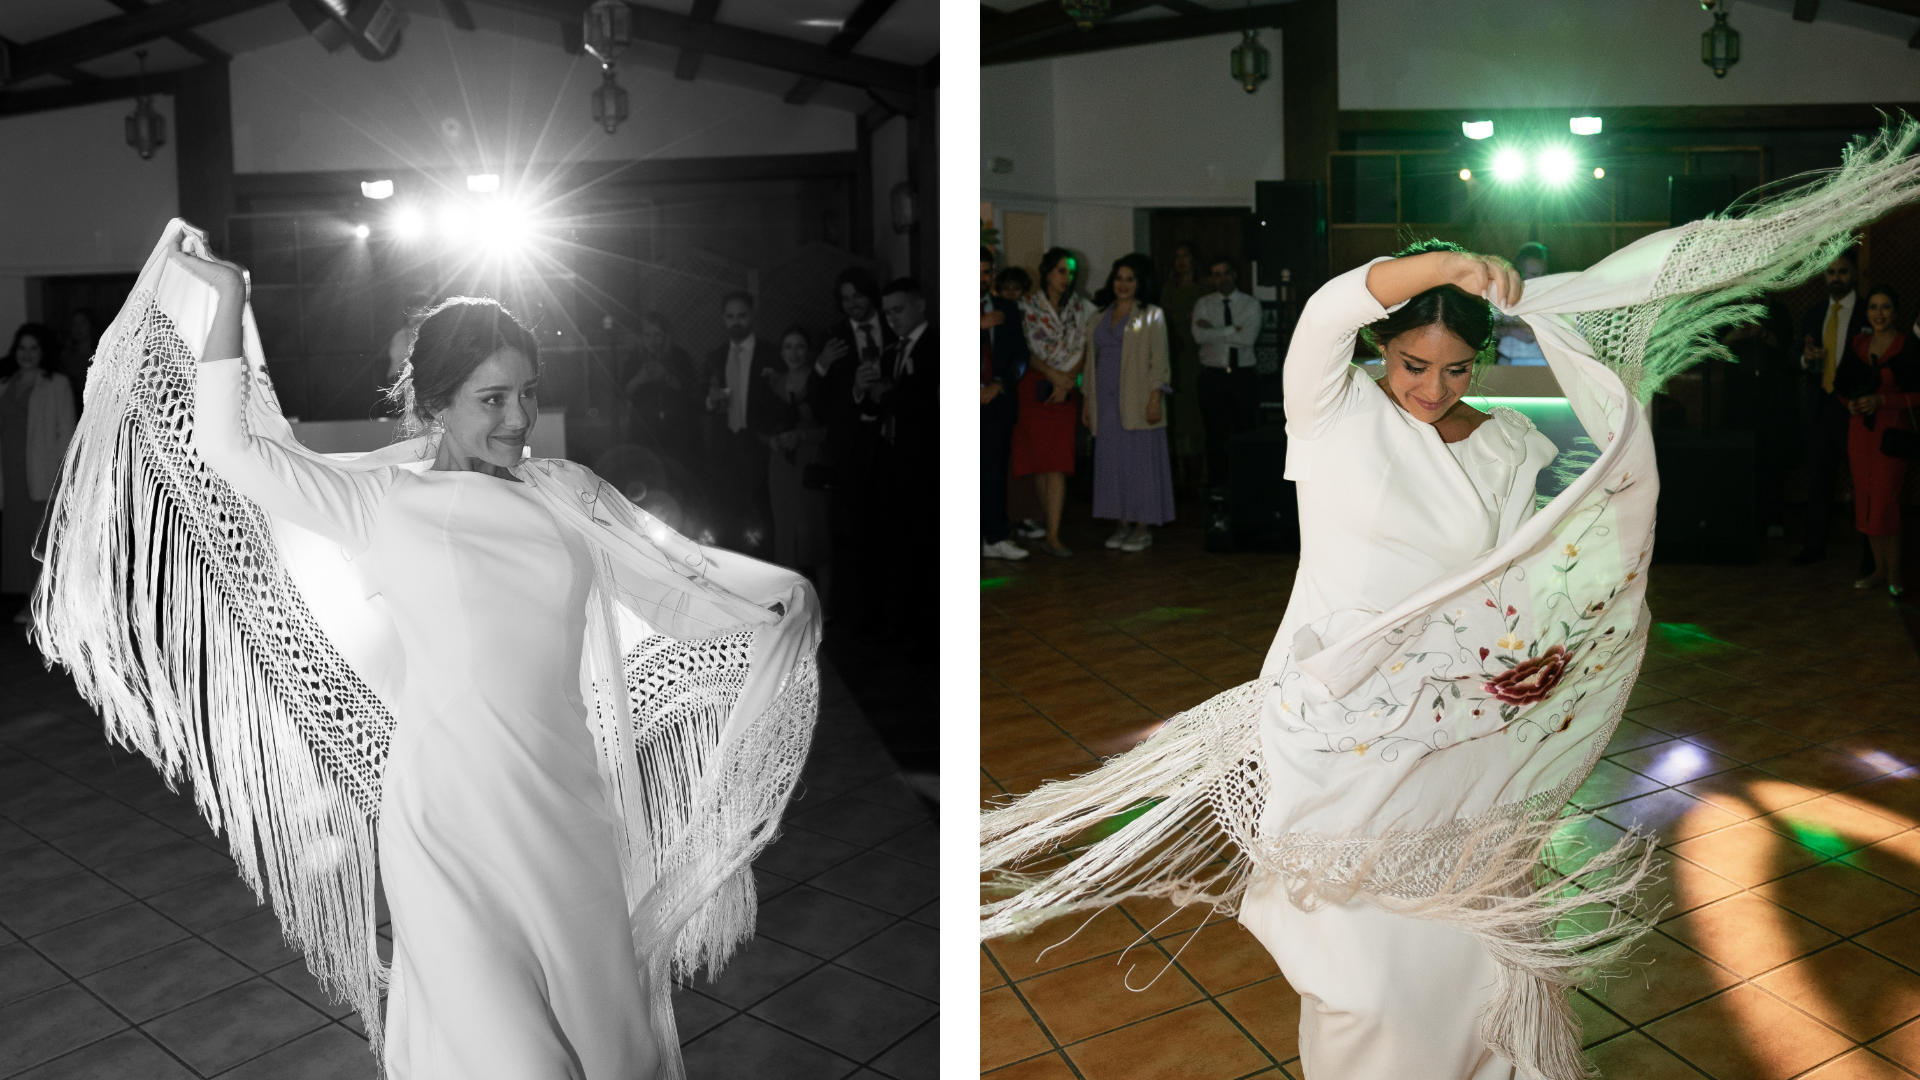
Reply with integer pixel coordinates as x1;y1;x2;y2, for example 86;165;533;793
0;98;180;282
1340;0;1920;111
872;115;912;281
982;32;1284;278
230;11;856;174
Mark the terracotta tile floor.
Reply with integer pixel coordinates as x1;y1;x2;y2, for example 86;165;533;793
982;509;1920;1080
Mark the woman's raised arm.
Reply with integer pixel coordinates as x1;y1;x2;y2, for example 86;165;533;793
174;238;391;553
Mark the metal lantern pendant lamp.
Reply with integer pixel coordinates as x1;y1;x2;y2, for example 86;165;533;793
125;50;167;160
583;0;632;134
1058;0;1110;30
1231;30;1270;94
1701;0;1740;78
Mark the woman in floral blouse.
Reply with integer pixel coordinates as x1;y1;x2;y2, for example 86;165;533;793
1014;247;1095;556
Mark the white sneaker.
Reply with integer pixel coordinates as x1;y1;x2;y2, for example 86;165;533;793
1104;524;1130;549
1015;519;1047;540
1120;526;1152;552
982;539;1030;560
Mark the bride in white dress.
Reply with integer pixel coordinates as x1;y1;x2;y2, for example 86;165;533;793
34;220;822;1080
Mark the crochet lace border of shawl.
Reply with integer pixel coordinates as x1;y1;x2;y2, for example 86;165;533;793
30;234;819;1079
980;118;1920;1080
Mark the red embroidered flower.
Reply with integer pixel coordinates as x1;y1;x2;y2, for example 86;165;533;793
1478;647;1490;661
1505;605;1517;617
1482;645;1570;706
1485;599;1496;608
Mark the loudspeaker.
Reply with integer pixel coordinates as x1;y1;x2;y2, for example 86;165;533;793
1222;426;1299;552
1669;174;1740;227
1250;180;1327;293
1651;428;1756;565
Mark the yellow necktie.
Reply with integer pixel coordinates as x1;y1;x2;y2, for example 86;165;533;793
1822;300;1842;393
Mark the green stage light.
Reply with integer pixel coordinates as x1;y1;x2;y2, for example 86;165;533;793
1492;148;1527;182
1538;146;1577;186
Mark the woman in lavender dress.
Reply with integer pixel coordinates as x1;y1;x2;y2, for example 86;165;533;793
1082;254;1176;551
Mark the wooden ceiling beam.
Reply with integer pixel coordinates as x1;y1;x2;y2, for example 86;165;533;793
783;0;901;105
103;0;232;63
473;0;920;92
673;0;721;81
0;67;183;118
984;3;1288;65
5;0;274;86
982;0;1165;53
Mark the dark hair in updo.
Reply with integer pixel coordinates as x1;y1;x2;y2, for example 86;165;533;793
1361;239;1498;366
1867;283;1902;316
385;296;539;437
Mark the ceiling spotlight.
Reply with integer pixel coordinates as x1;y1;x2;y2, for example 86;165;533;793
361;179;394;199
466;173;500;193
1569;116;1603;136
352;224;371;239
1462;120;1494;141
1491;148;1527;182
1593;167;1606;179
392;207;424;239
1538;147;1578;186
1459;168;1472;181
438;204;471;236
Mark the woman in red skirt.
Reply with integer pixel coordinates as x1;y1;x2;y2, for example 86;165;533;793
1015;248;1095;557
1838;284;1916;594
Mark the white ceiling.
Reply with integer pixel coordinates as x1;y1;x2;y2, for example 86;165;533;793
0;0;938;110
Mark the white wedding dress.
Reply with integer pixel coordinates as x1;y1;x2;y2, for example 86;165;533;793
193;357;656;1078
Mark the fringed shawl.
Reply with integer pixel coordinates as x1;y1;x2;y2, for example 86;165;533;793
32;219;822;1079
981;120;1920;1080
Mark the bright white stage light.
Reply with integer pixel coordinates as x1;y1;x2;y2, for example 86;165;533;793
361;179;394;199
392;207;425;239
473;200;534;250
352;223;371;239
1593;167;1606;179
438;203;472;237
1462;120;1494;141
466;173;501;193
1569;116;1603;136
1537;147;1577;186
1459;168;1472;181
1491;148;1527;183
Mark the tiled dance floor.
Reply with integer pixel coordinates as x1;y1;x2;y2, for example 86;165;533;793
0;626;935;1079
982;510;1920;1080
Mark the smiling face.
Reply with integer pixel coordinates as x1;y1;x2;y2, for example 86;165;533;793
1380;322;1478;424
722;298;753;343
839;282;873;324
781;331;810;370
1111;266;1138;304
1868;292;1897;333
435;347;537;468
13;334;43;372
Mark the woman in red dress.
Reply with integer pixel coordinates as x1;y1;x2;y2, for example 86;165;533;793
1838;284;1915;594
1014;248;1094;557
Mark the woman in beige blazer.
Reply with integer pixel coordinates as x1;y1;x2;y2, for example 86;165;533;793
1081;255;1176;551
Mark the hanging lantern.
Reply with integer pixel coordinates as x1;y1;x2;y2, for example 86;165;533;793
591;67;629;135
1701;1;1739;79
583;0;631;65
1058;0;1110;30
1230;30;1270;94
124;51;166;160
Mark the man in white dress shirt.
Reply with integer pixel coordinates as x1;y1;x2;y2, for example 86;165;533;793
1192;257;1263;486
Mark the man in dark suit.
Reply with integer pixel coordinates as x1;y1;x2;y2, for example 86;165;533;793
858;277;937;648
815;267;897;626
1791;250;1871;566
704;289;778;556
980;246;1029;560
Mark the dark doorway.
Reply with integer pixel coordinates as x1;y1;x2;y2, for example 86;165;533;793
1147;207;1251;288
32;273;137;405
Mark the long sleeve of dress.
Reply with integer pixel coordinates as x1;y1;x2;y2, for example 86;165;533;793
1283;259;1396;443
190;357;391;554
